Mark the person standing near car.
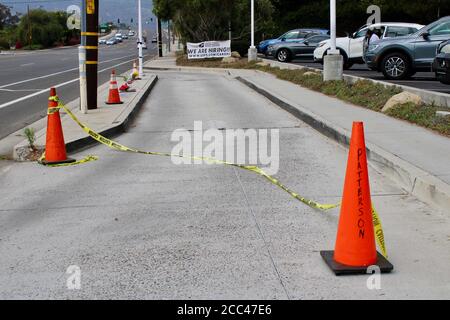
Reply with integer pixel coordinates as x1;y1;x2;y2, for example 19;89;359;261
363;29;380;59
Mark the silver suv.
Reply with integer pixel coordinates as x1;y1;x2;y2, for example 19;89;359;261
365;16;450;80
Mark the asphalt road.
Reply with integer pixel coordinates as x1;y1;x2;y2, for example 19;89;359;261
0;38;157;140
0;71;448;299
266;57;450;95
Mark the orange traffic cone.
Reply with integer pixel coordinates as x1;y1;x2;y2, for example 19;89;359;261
106;70;123;105
41;88;75;165
321;122;393;275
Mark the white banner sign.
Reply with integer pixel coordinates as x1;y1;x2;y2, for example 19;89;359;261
187;40;231;59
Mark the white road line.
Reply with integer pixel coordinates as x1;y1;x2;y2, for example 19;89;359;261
0;88;42;92
0;55;153;110
0;53;138;89
20;63;35;67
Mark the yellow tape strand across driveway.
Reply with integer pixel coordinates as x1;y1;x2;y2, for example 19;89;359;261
40;95;388;258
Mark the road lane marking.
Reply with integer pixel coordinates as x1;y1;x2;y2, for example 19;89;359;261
0;55;154;110
20;63;35;67
0;88;42;92
0;53;138;89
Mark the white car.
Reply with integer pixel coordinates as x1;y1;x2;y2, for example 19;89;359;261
313;22;424;69
137;41;147;49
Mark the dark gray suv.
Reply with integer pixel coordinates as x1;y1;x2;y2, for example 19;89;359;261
365;16;450;80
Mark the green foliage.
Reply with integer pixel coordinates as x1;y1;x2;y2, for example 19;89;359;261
0;4;19;30
386;103;450;136
24;127;36;150
153;0;274;43
17;9;74;48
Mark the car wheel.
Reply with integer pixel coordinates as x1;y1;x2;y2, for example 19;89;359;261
436;74;450;85
276;49;291;63
343;61;353;70
381;53;411;80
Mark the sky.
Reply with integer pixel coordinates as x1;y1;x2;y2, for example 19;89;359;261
2;0;156;27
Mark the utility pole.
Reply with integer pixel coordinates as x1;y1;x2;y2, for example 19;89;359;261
167;20;171;53
83;0;99;110
27;5;32;48
248;0;257;61
157;18;163;57
138;0;144;78
79;0;87;113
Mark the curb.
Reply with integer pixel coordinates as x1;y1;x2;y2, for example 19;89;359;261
261;58;450;108
236;75;450;211
65;75;158;154
11;75;158;158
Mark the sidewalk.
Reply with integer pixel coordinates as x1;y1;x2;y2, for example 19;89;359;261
13;71;158;158
144;56;450;210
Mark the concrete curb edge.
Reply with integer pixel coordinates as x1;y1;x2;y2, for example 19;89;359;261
65;75;158;153
236;75;450;211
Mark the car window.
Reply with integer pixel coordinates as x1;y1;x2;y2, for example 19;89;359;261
385;26;415;38
355;28;368;38
429;21;450;36
283;31;300;39
442;44;450;54
307;35;329;44
305;33;319;39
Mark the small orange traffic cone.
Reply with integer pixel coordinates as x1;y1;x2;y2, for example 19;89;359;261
321;122;393;275
132;60;140;80
106;70;123;105
41;88;75;165
119;82;136;93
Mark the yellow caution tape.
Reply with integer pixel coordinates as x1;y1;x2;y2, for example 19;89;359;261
38;151;99;167
45;95;388;258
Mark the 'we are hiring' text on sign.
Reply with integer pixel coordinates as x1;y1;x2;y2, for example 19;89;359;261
187;40;231;59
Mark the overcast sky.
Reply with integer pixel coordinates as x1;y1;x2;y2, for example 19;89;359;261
3;0;156;27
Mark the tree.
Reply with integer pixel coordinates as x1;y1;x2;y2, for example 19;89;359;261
153;0;274;43
0;4;19;30
17;9;66;48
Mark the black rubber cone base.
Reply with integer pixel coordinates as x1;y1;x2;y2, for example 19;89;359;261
105;101;124;105
320;250;394;276
41;158;76;165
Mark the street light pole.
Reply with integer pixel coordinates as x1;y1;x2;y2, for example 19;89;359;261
323;0;343;81
330;0;338;54
137;0;144;78
248;0;257;61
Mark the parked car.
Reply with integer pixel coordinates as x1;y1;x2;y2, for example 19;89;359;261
432;40;450;84
365;16;450;80
137;41;147;49
99;39;107;44
115;35;123;42
128;31;135;37
314;22;423;69
258;28;329;55
152;36;158;43
122;34;129;40
267;34;331;62
106;38;117;45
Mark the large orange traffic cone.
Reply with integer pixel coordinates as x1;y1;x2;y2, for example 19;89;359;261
321;122;393;275
106;70;123;105
41;88;75;165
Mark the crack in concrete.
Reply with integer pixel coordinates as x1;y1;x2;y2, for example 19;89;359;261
232;167;291;300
